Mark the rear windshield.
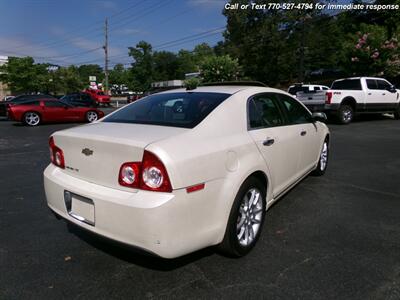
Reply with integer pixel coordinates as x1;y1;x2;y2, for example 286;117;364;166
331;79;362;90
288;86;315;95
103;92;230;128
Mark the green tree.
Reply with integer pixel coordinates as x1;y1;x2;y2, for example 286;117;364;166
343;24;400;77
153;51;179;81
109;63;127;85
128;41;154;91
176;50;198;79
193;43;215;65
0;57;51;93
56;65;83;94
78;64;104;87
200;55;240;83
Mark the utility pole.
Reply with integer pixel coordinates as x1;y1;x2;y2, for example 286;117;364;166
104;18;109;93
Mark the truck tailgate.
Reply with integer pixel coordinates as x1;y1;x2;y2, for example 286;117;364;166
297;91;326;107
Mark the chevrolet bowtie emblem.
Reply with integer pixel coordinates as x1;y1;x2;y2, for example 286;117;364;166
81;148;93;156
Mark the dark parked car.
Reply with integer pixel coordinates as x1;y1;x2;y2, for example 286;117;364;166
0;94;56;117
60;93;97;107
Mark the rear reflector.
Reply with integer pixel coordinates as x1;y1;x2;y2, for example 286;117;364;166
186;183;205;193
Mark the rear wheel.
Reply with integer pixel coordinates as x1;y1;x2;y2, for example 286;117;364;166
337;105;354;124
23;111;41;126
86;111;98;122
218;177;266;257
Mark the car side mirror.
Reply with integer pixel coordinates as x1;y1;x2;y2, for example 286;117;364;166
388;85;397;93
311;112;327;123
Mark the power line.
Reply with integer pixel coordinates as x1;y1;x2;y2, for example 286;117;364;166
109;0;175;34
4;0;147;53
38;0;160;52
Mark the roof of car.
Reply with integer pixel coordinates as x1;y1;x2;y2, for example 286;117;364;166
334;77;388;81
159;85;275;95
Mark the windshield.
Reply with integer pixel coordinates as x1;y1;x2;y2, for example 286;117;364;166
103;92;230;128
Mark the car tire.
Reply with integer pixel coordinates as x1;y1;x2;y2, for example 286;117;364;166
23;111;41;126
337;104;354;124
394;105;400;120
86;111;99;122
218;177;266;257
312;138;329;176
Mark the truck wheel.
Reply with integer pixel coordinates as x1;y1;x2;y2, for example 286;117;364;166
337;105;353;124
218;177;266;257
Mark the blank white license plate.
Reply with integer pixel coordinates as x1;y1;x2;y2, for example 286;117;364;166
67;193;95;226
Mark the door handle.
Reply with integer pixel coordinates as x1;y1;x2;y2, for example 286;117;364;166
368;93;372;95
382;93;386;95
301;130;307;136
263;138;275;146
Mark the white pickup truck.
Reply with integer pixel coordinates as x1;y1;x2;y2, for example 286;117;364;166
296;77;400;124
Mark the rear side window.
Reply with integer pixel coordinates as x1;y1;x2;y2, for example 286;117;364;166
248;94;284;128
19;100;40;106
366;79;378;90
331;79;362;90
103;92;230;128
44;101;66;107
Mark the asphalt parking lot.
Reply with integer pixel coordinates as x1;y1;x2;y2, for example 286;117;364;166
1;114;400;299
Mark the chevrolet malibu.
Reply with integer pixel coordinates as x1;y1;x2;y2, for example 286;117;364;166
44;84;330;258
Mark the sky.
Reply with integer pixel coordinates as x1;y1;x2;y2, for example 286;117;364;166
0;0;227;68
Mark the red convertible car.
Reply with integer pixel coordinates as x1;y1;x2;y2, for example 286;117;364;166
7;99;105;126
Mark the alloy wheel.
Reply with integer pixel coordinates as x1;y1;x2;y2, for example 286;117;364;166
320;142;328;171
342;108;352;122
25;112;40;126
236;188;264;247
87;111;98;122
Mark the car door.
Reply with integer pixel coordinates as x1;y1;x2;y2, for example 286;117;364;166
43;101;75;122
376;79;398;110
365;79;384;111
276;93;321;174
247;93;303;198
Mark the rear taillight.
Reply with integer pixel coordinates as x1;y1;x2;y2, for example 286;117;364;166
118;150;172;193
119;162;141;188
141;151;172;192
325;91;333;104
49;136;65;169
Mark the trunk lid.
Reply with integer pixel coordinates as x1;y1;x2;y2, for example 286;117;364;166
53;122;188;191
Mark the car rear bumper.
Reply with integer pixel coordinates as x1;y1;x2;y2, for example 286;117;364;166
43;164;222;258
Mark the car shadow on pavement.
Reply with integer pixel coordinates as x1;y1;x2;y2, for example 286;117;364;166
66;222;216;271
326;113;394;125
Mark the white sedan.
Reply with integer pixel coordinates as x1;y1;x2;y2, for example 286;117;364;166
44;84;330;258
